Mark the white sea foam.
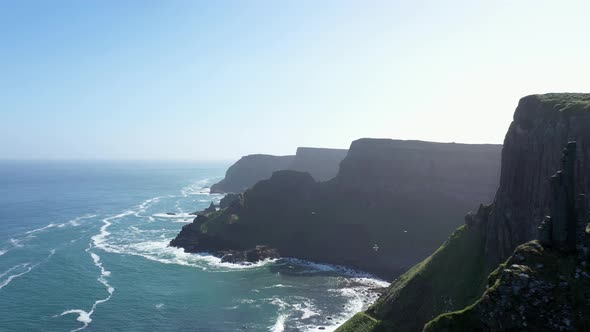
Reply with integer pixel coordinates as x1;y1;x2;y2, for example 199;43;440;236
180;179;215;197
25;214;97;235
60;247;115;331
25;223;58;234
270;313;288;332
134;197;165;217
0;263;36;289
292;301;320;320
9;238;23;248
152;212;195;221
0;250;6;256
264;284;294;289
106;239;277;271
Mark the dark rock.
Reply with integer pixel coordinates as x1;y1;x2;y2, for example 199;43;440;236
172;139;501;278
219;193;240;209
203;202;216;214
219;245;280;264
485;94;590;265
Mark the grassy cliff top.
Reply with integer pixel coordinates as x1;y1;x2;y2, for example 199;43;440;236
534;93;590;112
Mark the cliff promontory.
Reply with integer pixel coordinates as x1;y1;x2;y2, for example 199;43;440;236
336;93;590;332
172;138;501;278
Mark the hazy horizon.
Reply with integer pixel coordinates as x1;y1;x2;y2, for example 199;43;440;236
2;1;589;160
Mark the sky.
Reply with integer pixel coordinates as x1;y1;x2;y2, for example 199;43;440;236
1;0;589;160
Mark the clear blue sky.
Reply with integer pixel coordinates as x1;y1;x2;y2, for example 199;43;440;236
1;1;589;160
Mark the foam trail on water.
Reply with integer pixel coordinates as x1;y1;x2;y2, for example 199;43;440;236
0;250;55;291
0;265;33;290
60;211;127;331
60;246;115;331
25;214;98;234
25;223;58;234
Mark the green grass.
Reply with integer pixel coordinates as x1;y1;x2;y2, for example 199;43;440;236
337;223;490;332
535;93;590;113
424;240;590;331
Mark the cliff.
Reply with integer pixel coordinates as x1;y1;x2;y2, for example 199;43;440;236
336;93;590;332
172;138;501;278
210;147;348;193
210;154;294;193
288;147;348;182
486;93;590;265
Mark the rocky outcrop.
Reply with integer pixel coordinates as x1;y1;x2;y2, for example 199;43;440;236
219;245;280;264
287;147;348;182
486;94;590;265
172;139;501;278
424;239;590;332
210;154;294;193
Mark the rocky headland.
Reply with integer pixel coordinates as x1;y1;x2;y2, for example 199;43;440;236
171;138;501;277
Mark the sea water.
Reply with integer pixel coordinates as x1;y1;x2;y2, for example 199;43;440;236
0;161;388;331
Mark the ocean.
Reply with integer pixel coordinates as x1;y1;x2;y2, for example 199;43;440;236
0;160;388;332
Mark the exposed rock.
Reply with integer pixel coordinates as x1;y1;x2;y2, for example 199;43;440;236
219;245;280;264
219;193;241;209
172;139;501;278
203;202;216;214
336;93;590;332
486;93;590;265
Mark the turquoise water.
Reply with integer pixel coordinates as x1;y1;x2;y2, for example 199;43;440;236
0;161;387;331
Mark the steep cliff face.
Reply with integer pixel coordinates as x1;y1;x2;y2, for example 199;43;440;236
172;138;501;278
288;147;348;182
336;93;590;332
210;154;294;193
486;93;590;265
335;139;500;204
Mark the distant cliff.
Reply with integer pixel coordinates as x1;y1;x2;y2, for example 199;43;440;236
288;147;348;182
210;147;348;193
336;93;590;332
210;154;294;193
172;138;501;278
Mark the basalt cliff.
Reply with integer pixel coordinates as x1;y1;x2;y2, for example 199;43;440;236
210;147;347;193
171;139;501;278
336;93;590;332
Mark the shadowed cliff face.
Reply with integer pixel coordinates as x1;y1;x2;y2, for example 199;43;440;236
335;93;590;332
288;147;348;182
210;154;295;193
486;93;590;265
210;147;348;193
172;138;502;278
